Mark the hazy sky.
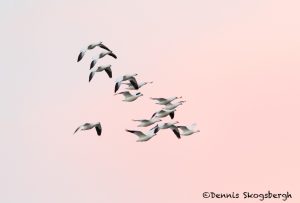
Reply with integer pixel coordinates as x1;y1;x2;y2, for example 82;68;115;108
1;0;299;202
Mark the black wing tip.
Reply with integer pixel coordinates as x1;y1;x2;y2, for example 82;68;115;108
173;129;181;139
77;53;83;62
110;53;117;59
154;127;159;134
169;111;175;119
96;127;102;136
105;69;112;78
89;72;93;82
114;83;119;93
130;80;139;89
126;129;135;133
90;60;96;69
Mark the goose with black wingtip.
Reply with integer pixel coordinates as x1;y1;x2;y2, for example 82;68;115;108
74;122;102;136
114;91;143;102
125;128;157;142
89;65;112;82
77;42;111;62
114;74;139;93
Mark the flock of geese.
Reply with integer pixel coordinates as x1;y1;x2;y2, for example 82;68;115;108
74;41;200;142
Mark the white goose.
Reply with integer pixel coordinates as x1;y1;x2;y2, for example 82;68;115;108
177;123;200;136
163;100;186;110
77;42;111;62
114;91;143;102
151;109;176;119
89;65;112;82
150;96;182;105
74;122;102;136
114;74;138;93
122;81;153;90
151;121;181;139
132;117;162;127
90;51;117;69
126;128;157;142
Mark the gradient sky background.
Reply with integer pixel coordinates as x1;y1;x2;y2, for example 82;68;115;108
1;0;299;202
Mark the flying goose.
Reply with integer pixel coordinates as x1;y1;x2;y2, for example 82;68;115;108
114;91;143;102
122;81;153;90
177;123;200;136
150;96;182;105
114;74;138;93
163;100;186;110
74;122;102;136
151;121;181;139
77;42;111;62
151;109;176;119
125;128;157;142
90;51;117;69
132;117;162;127
89;65;112;82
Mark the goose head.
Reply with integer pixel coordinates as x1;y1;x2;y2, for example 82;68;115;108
135;92;143;97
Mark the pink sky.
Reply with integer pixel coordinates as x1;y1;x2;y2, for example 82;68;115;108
1;0;299;202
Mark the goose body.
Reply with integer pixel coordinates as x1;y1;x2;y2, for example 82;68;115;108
126;128;157;142
163;100;186;110
77;42;111;62
151;109;176;119
150;96;182;105
74;122;102;136
89;65;112;82
114;91;143;102
132;117;162;127
90;51;117;69
114;74;138;93
177;123;200;136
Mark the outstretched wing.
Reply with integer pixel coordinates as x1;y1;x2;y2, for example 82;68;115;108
108;52;117;59
129;77;139;89
150;97;167;102
132;119;150;122
98;43;111;51
104;66;112;78
73;126;81;134
170;126;181;139
126;129;146;138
